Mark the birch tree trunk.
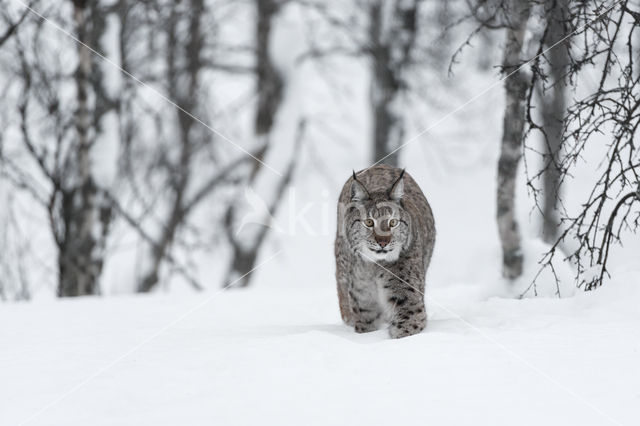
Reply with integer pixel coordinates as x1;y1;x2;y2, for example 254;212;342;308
58;0;112;296
223;0;297;288
370;0;402;168
369;0;419;167
541;0;568;243
496;2;531;280
138;0;204;292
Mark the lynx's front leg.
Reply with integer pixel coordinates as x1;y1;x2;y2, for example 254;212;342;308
349;280;383;333
385;279;427;339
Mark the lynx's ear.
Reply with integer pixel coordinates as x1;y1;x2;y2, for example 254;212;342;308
350;171;370;202
389;169;405;201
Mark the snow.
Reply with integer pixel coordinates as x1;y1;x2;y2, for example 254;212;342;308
91;111;119;187
270;4;307;80
100;13;123;102
2;275;639;426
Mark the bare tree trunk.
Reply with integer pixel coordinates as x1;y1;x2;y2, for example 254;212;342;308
222;0;293;288
254;0;284;139
224;120;304;288
496;2;530;280
138;0;204;292
541;0;568;243
58;0;112;296
369;0;419;167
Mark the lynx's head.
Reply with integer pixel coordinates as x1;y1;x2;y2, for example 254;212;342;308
342;170;411;263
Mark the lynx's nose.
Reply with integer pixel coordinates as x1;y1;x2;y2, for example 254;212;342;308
375;234;390;248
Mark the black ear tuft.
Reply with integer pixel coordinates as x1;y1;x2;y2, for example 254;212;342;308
350;171;370;202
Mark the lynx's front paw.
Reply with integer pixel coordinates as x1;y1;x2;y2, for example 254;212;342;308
354;321;378;333
388;318;426;339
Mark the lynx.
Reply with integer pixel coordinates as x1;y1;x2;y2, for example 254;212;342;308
335;165;436;338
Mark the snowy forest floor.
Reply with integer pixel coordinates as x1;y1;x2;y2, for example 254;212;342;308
2;276;639;426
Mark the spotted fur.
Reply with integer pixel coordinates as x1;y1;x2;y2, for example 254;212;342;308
335;165;435;338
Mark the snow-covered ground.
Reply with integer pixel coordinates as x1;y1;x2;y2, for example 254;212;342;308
2;275;639;426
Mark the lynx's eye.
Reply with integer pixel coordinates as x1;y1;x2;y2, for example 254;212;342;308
364;218;374;227
389;218;398;227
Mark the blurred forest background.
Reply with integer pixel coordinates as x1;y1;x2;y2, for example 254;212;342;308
0;0;638;301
